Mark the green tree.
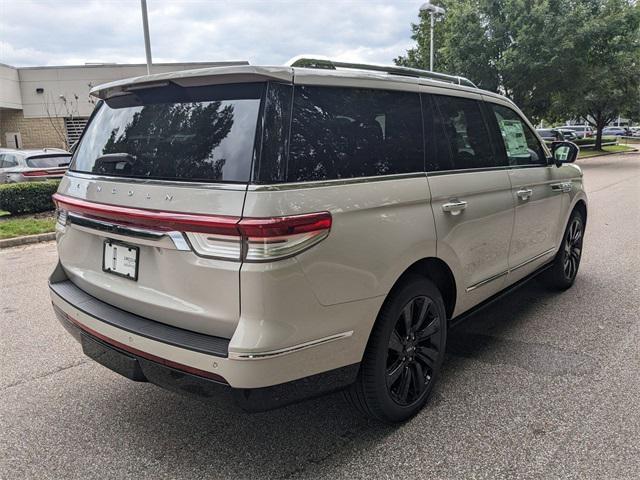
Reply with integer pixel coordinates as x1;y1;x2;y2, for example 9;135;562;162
397;0;640;146
550;0;640;149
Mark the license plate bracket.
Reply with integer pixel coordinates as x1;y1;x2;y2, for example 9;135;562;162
102;240;139;281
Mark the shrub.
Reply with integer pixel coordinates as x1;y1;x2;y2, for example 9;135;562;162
0;180;60;215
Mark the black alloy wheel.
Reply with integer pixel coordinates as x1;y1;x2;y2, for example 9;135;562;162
386;296;442;406
563;216;583;281
543;210;585;290
345;275;447;423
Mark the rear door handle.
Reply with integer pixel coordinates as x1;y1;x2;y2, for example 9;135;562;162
551;182;572;193
516;188;533;201
442;200;467;215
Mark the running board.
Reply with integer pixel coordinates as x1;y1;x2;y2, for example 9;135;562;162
449;262;554;329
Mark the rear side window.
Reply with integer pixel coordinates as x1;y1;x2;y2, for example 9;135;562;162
432;95;498;170
26;155;71;168
71;83;264;183
490;104;546;166
0;154;18;168
287;86;423;182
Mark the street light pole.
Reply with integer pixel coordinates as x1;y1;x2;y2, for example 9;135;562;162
141;0;153;75
429;12;435;71
420;2;446;72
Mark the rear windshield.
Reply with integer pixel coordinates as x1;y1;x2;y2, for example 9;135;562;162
71;83;264;183
26;154;71;168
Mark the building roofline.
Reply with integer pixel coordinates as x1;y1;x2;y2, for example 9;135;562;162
1;61;248;71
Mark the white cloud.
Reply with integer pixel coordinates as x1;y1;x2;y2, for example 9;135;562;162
0;0;421;67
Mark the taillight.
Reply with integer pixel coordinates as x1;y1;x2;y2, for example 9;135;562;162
52;194;331;262
22;170;50;177
187;212;332;262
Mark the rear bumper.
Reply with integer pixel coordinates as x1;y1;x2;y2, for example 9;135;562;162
49;267;360;400
57;314;357;412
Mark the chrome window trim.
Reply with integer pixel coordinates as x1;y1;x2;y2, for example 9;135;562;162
65;171;248;191
228;331;354;360
248;172;427;191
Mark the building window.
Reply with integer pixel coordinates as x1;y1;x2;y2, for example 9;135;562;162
65;117;89;147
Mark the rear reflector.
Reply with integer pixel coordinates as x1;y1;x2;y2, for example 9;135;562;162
53;193;331;261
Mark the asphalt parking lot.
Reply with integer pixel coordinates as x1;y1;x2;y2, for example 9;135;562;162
1;153;639;480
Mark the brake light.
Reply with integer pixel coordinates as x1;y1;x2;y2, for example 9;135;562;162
186;213;332;261
52;194;331;261
22;170;51;177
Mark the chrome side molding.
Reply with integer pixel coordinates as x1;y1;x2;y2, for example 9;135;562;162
466;248;556;292
228;331;354;360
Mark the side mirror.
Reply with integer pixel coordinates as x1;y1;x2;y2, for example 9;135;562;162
551;141;579;167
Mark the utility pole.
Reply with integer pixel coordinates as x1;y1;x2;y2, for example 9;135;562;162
141;0;153;75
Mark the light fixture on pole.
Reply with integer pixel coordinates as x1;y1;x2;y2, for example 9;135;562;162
419;1;446;72
141;0;153;75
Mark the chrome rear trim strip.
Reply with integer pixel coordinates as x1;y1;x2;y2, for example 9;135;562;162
228;331;353;360
65;171;247;191
67;213;190;251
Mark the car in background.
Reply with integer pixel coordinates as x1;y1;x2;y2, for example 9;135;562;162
0;148;71;183
559;125;594;139
537;128;565;142
602;127;628;136
557;128;578;141
629;127;640;137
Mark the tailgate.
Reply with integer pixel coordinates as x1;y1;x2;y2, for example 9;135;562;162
55;175;246;339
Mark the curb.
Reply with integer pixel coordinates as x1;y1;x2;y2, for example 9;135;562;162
0;232;56;249
578;148;639;160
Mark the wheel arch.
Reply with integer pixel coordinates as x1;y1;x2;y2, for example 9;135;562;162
572;199;588;227
389;257;457;320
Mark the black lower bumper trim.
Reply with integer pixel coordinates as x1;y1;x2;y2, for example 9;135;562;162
61;316;359;412
50;279;230;357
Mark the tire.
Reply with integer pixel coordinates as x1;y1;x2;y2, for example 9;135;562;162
542;209;585;290
345;275;447;423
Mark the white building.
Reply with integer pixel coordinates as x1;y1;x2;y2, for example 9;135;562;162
0;61;245;150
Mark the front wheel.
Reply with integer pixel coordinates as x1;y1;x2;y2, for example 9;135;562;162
345;275;447;423
542;210;585;290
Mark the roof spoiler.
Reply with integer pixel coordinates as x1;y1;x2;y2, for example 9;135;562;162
286;55;477;88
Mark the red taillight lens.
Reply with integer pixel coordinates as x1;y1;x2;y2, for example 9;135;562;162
22;170;50;177
53;194;331;261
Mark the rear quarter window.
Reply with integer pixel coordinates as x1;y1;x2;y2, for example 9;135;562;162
287;86;424;182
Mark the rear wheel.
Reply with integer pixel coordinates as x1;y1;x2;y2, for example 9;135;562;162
345;275;447;423
542;210;585;290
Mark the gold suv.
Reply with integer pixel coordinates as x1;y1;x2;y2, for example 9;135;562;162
50;58;587;423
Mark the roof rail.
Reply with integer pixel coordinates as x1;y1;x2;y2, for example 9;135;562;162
286;55;477;88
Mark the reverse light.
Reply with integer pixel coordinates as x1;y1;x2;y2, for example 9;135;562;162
52;194;332;262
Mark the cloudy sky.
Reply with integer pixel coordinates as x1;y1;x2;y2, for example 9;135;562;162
0;0;422;67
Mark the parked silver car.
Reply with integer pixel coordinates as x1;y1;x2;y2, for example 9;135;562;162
49;58;587;423
0;148;71;183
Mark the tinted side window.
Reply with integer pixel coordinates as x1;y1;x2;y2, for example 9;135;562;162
0;155;18;168
288;86;423;182
490;104;547;166
433;95;498;170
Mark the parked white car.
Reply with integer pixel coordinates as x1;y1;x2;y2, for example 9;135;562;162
0;148;70;183
50;58;587;423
